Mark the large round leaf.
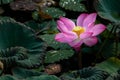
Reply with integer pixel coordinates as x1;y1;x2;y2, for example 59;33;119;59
95;0;120;22
12;67;43;79
0;75;17;80
60;67;108;80
45;50;74;63
26;75;60;80
0;17;46;69
95;57;120;74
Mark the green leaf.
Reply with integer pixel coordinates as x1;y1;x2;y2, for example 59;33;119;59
0;75;17;80
95;0;120;22
0;17;46;69
25;19;58;34
40;34;71;49
100;41;120;58
45;49;74;63
107;23;120;33
40;34;74;63
42;20;58;34
25;20;40;32
26;75;60;80
0;47;28;68
43;7;66;18
106;73;120;80
32;11;39;20
95;57;120;74
12;67;44;79
60;67;108;80
112;42;120;56
59;0;86;12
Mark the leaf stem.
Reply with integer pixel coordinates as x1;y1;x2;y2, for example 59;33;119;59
95;23;116;62
114;26;119;56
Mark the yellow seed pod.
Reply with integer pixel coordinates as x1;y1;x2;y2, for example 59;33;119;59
45;64;61;74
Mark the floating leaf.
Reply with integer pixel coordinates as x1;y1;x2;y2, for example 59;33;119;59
43;7;66;18
42;20;58;34
112;42;120;56
25;20;41;32
95;57;120;74
0;17;46;69
32;11;39;20
0;75;17;80
26;75;60;80
45;49;74;63
26;20;58;34
59;0;86;12
12;67;43;79
0;47;28;69
95;0;120;22
40;34;71;49
60;67;109;80
100;41;120;59
40;34;74;63
107;23;120;33
106;73;120;80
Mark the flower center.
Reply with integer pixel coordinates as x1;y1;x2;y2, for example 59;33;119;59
72;26;85;36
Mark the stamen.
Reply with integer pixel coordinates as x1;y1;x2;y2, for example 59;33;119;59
72;26;85;36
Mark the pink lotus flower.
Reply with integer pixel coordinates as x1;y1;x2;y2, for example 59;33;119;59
55;13;106;51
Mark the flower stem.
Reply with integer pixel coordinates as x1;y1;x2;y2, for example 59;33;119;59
78;50;82;69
